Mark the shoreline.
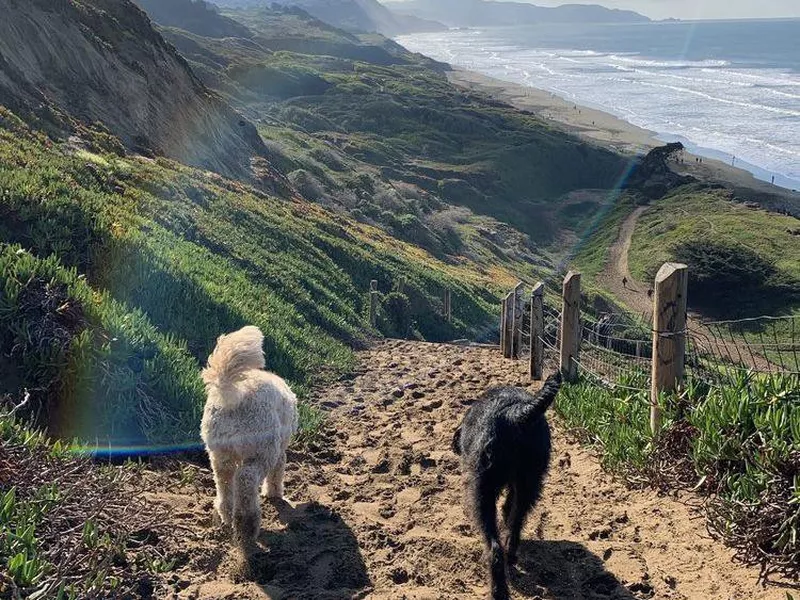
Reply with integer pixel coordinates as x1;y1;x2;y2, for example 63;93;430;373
447;68;800;211
449;67;659;157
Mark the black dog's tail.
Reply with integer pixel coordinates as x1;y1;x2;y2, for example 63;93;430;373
521;371;562;421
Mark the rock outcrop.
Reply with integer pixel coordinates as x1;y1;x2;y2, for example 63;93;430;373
624;142;695;198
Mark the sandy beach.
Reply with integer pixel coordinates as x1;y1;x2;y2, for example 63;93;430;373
449;68;657;156
448;68;800;213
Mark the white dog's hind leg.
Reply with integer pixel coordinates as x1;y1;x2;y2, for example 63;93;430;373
209;450;236;525
234;455;267;544
263;449;286;499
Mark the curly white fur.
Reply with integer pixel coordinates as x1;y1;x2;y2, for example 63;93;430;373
200;326;298;544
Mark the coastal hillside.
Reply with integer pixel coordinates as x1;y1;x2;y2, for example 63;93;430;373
152;2;629;248
0;103;522;446
386;0;650;27
0;0;265;181
5;0;790;448
573;179;800;320
2;0;601;448
0;0;640;448
213;0;445;35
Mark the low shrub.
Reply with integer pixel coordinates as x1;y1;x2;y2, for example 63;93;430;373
378;291;412;339
557;371;800;580
0;415;173;598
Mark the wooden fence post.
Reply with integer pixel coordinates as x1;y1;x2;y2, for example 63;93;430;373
503;292;514;358
506;290;516;358
513;282;524;359
530;282;544;380
500;295;507;355
650;263;689;435
509;289;518;359
560;271;581;382
369;280;378;327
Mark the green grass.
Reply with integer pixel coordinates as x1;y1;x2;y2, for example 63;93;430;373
0;107;508;446
557;371;800;577
0;245;204;445
0;418;85;595
557;370;653;472
571;182;800;324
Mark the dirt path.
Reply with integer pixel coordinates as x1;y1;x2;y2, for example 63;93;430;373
596;206;652;321
146;341;787;600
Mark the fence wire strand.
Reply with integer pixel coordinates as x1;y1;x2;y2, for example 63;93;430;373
499;284;799;392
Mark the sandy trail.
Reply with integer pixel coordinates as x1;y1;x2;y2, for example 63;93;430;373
596;206;652;320
146;341;787;600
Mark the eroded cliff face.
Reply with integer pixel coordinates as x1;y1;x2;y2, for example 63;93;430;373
0;0;265;179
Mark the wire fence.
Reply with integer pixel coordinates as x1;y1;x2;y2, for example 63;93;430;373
501;281;800;393
574;311;652;391
687;315;800;387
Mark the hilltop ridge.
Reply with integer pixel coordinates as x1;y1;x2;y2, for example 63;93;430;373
385;0;650;27
133;0;254;38
213;0;446;35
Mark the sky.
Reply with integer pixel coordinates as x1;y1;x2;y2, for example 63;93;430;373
517;0;800;20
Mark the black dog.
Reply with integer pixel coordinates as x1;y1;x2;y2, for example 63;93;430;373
452;372;562;600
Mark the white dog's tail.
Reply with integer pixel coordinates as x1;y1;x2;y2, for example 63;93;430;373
202;326;265;393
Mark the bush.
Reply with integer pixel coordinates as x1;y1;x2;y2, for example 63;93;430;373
689;373;800;577
229;64;331;99
378;291;411;338
288;169;326;201
425;207;470;254
672;240;800;317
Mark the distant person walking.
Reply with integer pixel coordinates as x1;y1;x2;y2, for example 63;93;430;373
622;276;628;289
772;175;776;184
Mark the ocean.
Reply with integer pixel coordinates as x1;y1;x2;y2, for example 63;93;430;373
396;19;800;189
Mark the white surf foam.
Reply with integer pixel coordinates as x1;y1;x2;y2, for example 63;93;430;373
396;29;800;189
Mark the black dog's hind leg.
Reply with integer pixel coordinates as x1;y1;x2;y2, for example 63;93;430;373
500;484;515;529
500;483;518;562
504;477;541;565
474;474;510;600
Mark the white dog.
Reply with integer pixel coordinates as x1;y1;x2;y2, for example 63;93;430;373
200;326;298;543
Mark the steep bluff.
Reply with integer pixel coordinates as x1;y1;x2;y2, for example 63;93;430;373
0;0;266;180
